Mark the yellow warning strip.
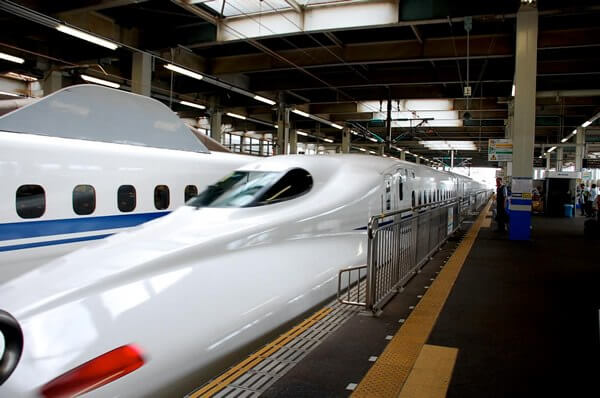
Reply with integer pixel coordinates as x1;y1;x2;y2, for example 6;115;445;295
482;216;492;228
352;199;492;398
188;306;332;398
397;344;458;398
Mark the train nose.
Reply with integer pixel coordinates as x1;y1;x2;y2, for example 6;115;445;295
0;310;23;386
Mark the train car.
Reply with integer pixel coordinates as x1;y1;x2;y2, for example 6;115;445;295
0;154;486;397
0;85;253;282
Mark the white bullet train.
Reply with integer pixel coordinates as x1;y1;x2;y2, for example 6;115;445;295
0;153;487;397
0;85;253;282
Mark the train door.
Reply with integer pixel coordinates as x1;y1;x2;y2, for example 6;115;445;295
383;174;393;212
396;168;404;209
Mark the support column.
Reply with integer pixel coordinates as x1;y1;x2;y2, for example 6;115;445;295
545;152;551;170
400;150;406;161
450;150;455;168
378;144;385;156
341;127;351;153
43;71;62;95
289;128;298;154
131;52;152;96
416;156;420;165
209;96;222;144
556;147;564;171
276;104;290;155
509;4;538;241
576;127;585;171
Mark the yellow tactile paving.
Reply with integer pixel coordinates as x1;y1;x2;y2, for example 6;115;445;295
352;200;492;398
188;306;332;398
397;344;458;398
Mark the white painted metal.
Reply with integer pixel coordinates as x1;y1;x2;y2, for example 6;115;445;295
0;154;485;397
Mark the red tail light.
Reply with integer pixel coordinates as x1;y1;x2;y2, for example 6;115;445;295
40;344;145;398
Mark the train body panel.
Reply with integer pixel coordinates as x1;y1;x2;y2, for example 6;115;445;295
0;154;487;397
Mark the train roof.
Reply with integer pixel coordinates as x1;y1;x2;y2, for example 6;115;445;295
0;84;209;153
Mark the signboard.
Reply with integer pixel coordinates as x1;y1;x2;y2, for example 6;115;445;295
488;139;513;161
583;158;600;169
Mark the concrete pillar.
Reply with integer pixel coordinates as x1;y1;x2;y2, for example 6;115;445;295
341;127;351;153
276;105;290;155
289;129;298;154
556;147;563;171
131;52;152;96
209;96;222;143
450;150;455;168
259;139;265;156
545;152;551;170
400;150;406;161
509;5;538;241
576;127;585;171
43;71;62;95
416;156;420;164
378;144;385;156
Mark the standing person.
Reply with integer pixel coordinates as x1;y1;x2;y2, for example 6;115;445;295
590;184;598;218
577;183;586;216
495;177;508;232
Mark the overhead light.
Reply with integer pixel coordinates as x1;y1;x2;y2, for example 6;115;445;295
164;64;204;81
0;91;20;97
0;51;25;64
323;138;334;143
56;24;119;50
561;137;568;143
358;147;366;152
292;109;309;118
351;130;360;136
226;112;246;120
367;136;378;142
547;146;557;153
582;121;592;128
296;130;308;136
253;95;276;105
180;100;206;110
369;150;377;154
2;72;37;82
511;84;515;96
274;124;278;128
538;155;543;159
81;74;120;89
419;140;477;151
330;123;343;130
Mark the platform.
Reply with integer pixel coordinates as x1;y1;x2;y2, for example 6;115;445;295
188;207;600;397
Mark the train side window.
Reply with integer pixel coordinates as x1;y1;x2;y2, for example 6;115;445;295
184;185;198;202
73;185;95;215
154;185;170;210
118;185;136;212
418;191;422;205
399;180;403;201
16;185;45;219
412;191;415;207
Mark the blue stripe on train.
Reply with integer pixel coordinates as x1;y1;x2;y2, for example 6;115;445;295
0;234;114;252
0;212;170;241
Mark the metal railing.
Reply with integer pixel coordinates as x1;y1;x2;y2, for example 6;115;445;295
338;189;492;314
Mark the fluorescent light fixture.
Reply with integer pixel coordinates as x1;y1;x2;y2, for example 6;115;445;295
80;74;120;88
2;72;37;82
0;51;25;64
292;109;310;117
358;147;367;152
369;150;377;154
538;155;542;159
358;99;453;112
561;137;568;143
367;136;378;142
253;95;276;105
419;140;477;151
330;123;343;130
0;91;20;97
56;25;119;50
571;129;577;135
582;120;592;128
164;64;204;81
274;124;278;128
226;112;246;120
382;154;388;157
296;130;308;136
351;130;360;136
511;84;515;96
323;138;334;143
180;100;206;110
547;146;557;153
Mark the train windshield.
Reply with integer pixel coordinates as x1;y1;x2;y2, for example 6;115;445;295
188;168;313;208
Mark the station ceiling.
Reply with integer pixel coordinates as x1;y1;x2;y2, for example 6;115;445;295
1;0;600;167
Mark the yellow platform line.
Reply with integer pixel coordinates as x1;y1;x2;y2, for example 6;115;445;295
482;216;492;228
352;200;492;398
397;344;458;398
188;306;332;398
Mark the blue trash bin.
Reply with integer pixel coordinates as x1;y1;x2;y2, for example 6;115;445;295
563;204;574;218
